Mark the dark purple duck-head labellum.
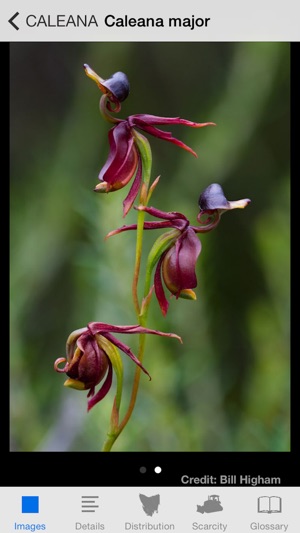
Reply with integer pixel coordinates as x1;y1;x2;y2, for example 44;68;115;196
84;64;130;103
101;71;130;103
198;183;251;212
198;183;230;210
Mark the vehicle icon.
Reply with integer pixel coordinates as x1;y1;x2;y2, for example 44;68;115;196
197;495;223;513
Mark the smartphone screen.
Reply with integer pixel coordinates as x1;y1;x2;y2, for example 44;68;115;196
4;2;298;531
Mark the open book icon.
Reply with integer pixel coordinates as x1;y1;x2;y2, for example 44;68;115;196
257;496;282;514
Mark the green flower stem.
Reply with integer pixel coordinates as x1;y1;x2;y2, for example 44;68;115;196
103;131;153;451
131;131;152;316
132;207;146;316
115;289;153;435
115;328;147;437
101;430;118;451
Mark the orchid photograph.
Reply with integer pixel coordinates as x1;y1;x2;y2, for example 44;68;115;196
10;42;290;452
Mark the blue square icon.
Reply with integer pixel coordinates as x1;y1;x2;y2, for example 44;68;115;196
22;496;39;513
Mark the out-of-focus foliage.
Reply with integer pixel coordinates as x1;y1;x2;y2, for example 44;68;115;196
10;42;290;451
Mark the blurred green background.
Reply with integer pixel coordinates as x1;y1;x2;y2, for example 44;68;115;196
10;42;290;452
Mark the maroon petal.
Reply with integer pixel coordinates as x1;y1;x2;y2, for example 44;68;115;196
122;153;142;217
74;332;109;388
105;223;139;239
175;228;202;292
131;114;215;128
88;322;181;347
103;333;151;379
141;221;174;230
99;122;138;190
88;322;176;337
87;359;113;411
136;206;189;232
133;123;198;156
76;331;94;353
154;255;169;316
99;123;123;181
161;229;201;298
137;205;188;222
105;220;173;239
129;115;215;156
66;327;88;361
78;339;101;384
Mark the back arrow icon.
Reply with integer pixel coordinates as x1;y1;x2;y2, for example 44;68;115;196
9;12;19;30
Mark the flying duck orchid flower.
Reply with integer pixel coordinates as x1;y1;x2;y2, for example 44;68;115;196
54;322;182;411
84;64;216;216
106;184;251;315
106;207;206;315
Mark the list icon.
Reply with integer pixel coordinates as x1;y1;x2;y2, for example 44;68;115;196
81;495;99;512
22;496;39;514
